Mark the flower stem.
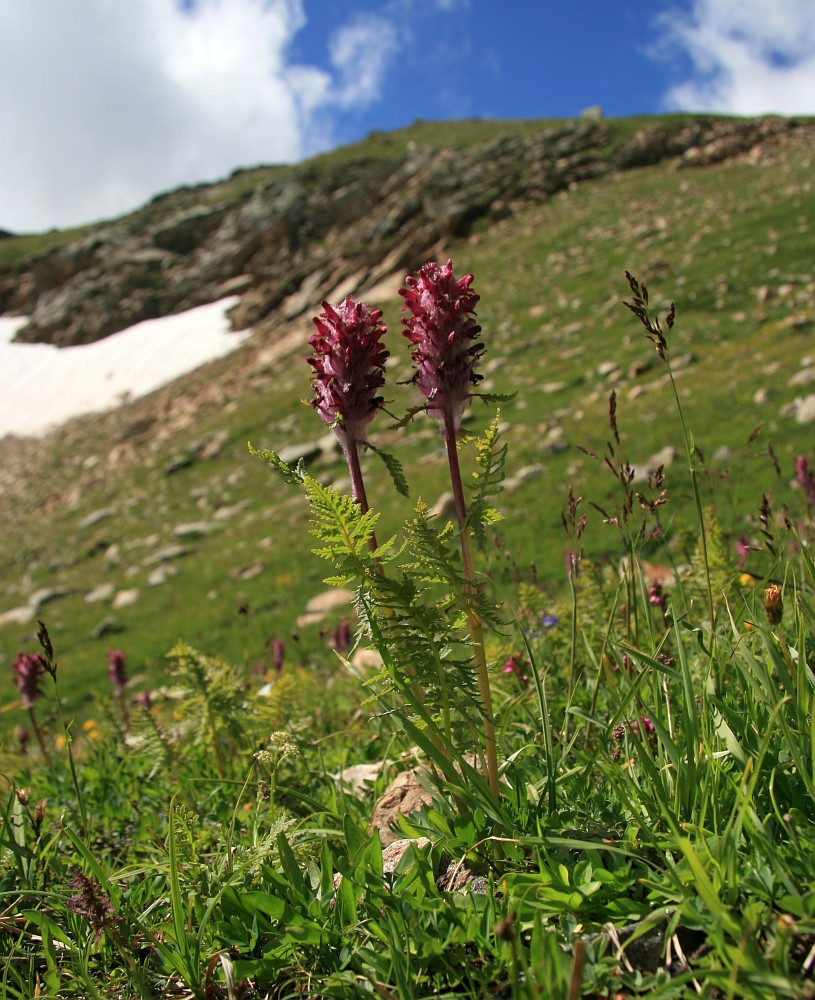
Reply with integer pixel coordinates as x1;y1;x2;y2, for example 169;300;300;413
28;706;50;763
443;410;501;805
344;437;379;553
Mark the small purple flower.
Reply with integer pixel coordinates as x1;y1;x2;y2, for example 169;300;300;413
332;620;352;652
107;650;127;697
648;582;666;609
795;456;815;505
630;716;655;738
272;639;286;674
735;534;751;568
135;690;152;709
502;655;529;688
67;870;122;943
308;297;389;451
400;259;484;435
13;653;45;709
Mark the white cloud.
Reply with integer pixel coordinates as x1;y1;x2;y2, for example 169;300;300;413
0;0;398;233
660;0;815;114
329;15;400;110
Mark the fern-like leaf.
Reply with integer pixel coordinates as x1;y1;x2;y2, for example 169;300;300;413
366;443;410;497
248;442;305;486
467;412;507;547
127;706;174;779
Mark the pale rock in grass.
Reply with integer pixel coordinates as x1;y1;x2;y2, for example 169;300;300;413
381;837;432;875
789;367;815;387
147;565;177;587
429;492;456;522
0;606;35;627
191;429;229;460
795;395;815;423
213;501;248;520
173;522;213;539
780;394;815;423
78;507;117;530
369;769;434;847
278;433;340;467
306;588;355;615
84;583;115;604
112;589;140;609
92;616;124;638
337;761;383;794
504;463;547;491
753;387;769;406
350;647;383;674
295;612;326;628
143;544;190;565
632;446;676;483
232;561;263;580
29;587;74;613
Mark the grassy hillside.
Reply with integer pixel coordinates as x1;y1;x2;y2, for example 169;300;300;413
1;115;813;732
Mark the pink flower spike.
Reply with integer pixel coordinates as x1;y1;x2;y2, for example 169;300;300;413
107;650;127;697
13;652;45;709
308;297;389;451
399;259;484;435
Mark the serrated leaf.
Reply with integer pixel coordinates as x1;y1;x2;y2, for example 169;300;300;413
367;444;410;497
248;442;304;486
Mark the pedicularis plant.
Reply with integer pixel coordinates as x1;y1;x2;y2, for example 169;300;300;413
253;259;509;813
7;266;815;999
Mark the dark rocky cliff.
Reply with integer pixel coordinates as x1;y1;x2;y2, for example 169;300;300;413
1;115;811;348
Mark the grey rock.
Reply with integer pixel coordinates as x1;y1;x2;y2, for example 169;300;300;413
0;606;35;627
165;453;195;475
84;583;115;604
232;561;263;580
188;429;229;460
278;433;340;466
633;446;676;483
337;762;383;794
78;507;117;529
173;522;213;539
143;544;191;565
29;587;74;613
113;589;140;608
430;492;457;522
780;394;815;423
305;588;355;614
505;463;546;491
92;616;124;638
148;565;177;586
790;366;815;387
369;769;434;848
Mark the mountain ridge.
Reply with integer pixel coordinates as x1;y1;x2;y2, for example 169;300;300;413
2;114;811;350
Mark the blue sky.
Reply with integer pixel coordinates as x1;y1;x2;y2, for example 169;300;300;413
1;0;813;234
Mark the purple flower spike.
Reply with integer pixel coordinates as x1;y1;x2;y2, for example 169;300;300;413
107;650;127;697
795;456;815;505
13;652;45;708
308;298;389;451
272;638;286;674
67;870;122;943
400;259;484;434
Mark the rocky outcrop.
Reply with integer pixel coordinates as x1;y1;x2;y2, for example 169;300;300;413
1;115;812;347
